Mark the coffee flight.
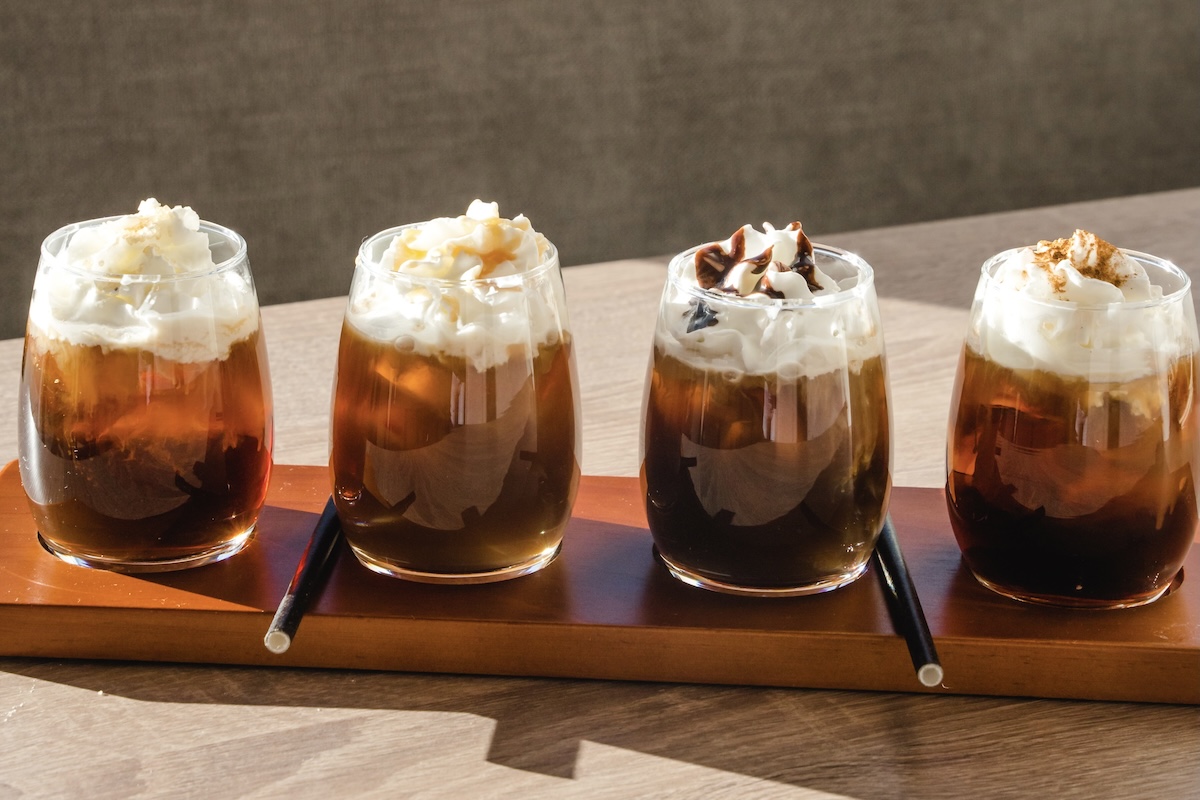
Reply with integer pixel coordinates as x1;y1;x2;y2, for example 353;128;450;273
15;201;1197;610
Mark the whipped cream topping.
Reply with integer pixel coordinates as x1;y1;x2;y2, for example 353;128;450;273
688;222;840;301
991;229;1157;304
348;201;567;371
28;199;260;363
60;198;219;277
973;230;1196;382
657;222;883;378
378;199;549;280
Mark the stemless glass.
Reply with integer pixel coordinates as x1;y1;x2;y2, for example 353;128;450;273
18;217;274;572
946;248;1200;608
640;244;892;596
329;224;581;583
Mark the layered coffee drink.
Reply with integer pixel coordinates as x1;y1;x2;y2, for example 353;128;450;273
330;201;580;582
19;200;274;570
641;222;891;595
946;230;1199;608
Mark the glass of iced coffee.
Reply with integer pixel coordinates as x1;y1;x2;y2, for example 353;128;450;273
640;222;892;596
946;230;1199;608
18;199;274;571
330;201;580;583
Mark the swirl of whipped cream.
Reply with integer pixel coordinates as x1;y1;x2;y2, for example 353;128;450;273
974;230;1197;382
347;200;567;371
990;229;1157;304
657;221;884;379
689;221;839;301
29;199;259;363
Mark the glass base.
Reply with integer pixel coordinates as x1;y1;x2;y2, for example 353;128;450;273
349;541;562;584
970;568;1185;610
38;527;255;573
654;547;870;597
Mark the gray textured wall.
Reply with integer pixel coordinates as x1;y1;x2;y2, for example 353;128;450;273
2;0;1198;339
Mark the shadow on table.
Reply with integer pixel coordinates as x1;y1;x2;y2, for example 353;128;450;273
3;656;1198;798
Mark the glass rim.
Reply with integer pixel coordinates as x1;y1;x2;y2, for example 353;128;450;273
39;214;249;283
355;221;561;288
667;241;876;310
980;247;1192;311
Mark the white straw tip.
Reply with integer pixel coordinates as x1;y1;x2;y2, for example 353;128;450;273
264;630;292;654
918;663;944;688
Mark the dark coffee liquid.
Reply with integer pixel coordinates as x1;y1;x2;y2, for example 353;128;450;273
330;322;580;576
946;346;1199;606
641;347;890;590
19;330;274;565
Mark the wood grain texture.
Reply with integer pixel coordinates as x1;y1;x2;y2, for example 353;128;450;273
2;190;1199;798
2;462;1196;704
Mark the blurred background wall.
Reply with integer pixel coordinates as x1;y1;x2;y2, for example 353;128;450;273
2;0;1198;338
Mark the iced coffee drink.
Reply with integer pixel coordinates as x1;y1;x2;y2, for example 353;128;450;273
18;200;274;571
330;201;580;582
946;230;1199;608
641;222;891;596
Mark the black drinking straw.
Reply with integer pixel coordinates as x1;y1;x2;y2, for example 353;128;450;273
873;515;943;687
264;497;342;654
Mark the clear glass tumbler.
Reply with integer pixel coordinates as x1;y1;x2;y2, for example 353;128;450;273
18;217;274;572
329;224;581;583
946;248;1199;608
640;244;892;596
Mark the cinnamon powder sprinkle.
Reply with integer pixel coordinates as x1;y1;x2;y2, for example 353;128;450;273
1031;230;1125;293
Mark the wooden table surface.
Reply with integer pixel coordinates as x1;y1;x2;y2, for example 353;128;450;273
2;190;1198;798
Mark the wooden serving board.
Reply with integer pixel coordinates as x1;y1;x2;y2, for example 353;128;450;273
0;461;1196;704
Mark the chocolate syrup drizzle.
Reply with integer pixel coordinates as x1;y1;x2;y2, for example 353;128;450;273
685;300;719;333
781;222;821;293
695;228;747;291
688;222;821;329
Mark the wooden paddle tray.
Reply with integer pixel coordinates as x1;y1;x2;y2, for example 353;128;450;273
0;461;1196;704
